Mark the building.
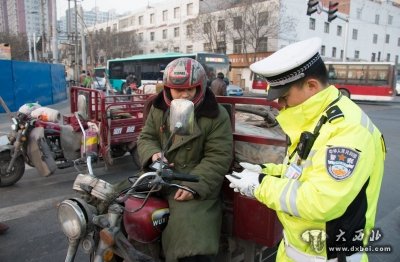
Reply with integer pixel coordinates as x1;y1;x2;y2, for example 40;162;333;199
86;0;400;89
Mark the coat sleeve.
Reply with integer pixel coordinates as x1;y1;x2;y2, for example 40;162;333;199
183;106;233;200
255;122;380;222
137;106;163;168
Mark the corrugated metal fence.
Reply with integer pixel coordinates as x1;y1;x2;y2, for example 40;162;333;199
0;60;67;113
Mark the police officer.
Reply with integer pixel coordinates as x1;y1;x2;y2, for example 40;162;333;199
226;37;385;262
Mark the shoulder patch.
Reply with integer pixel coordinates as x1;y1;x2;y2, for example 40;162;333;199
325;147;359;180
326;105;344;123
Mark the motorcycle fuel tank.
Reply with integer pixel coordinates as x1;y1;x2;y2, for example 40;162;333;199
123;195;169;243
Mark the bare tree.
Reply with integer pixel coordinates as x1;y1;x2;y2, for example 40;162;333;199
225;0;296;76
0;32;29;61
188;12;227;53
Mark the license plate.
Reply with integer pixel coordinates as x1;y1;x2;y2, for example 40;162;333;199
0;135;9;146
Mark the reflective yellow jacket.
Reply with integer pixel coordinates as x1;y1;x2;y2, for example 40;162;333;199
255;86;385;261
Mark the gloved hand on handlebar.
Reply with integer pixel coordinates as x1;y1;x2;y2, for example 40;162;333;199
239;162;265;173
225;169;260;198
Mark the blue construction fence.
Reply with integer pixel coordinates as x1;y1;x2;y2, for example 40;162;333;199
0;60;67;113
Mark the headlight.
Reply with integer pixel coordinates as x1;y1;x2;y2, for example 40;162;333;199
11;124;17;131
57;199;87;239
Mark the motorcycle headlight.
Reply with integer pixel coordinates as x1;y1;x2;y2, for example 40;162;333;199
57;199;88;239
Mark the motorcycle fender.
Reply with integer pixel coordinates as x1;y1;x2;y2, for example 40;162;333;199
27;127;57;177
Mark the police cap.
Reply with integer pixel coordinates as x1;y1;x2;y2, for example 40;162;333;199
250;37;323;100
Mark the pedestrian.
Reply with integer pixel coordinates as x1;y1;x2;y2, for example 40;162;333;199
79;70;86;87
226;37;385;262
82;71;92;88
0;222;9;234
210;72;227;96
137;57;233;261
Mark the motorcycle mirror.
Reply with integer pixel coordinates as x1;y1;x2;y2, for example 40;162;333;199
169;99;194;136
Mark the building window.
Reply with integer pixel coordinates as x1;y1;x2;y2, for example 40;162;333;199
174;27;180;37
398;37;400;46
150;32;155;41
204;43;212;52
216;41;226;54
337;25;342;36
354;50;360;59
233;16;242;30
352;29;358;40
386;53;390;61
139;50;144;54
375;14;379;24
163;29;167;39
258;37;268;52
378;51;381;61
138;32;143;42
139;16;143;25
332;47;336;58
186;25;193;37
388;15;393;25
385;34;390;44
233;39;242;54
150;13;155;24
309;18;315;30
162;48;168;52
174;47;180;52
187;3;193;16
371;53;376;62
321;45;325;56
204;22;210;34
186;45;193;53
150;49;154;53
373;34;378;44
174;7;180;19
340;50;344;60
356;8;362;19
324;22;329;33
162;10;168;21
218;20;225;32
395;55;399;65
258;11;268;25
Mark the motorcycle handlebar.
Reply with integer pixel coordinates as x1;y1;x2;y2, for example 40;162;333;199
161;169;199;182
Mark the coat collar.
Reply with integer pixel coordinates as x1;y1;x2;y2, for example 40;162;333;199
152;87;220;119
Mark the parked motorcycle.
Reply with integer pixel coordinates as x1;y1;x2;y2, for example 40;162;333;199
57;99;197;261
0;106;87;187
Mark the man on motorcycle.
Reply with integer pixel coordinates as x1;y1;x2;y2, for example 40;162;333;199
137;58;233;262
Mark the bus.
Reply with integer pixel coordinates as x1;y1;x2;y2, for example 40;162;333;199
325;61;397;101
107;52;231;94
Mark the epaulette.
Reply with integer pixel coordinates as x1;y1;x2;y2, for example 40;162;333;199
326;105;344;123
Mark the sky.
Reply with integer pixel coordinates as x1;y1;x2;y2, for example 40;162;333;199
57;0;166;18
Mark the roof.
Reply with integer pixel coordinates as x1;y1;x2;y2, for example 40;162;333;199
108;52;196;62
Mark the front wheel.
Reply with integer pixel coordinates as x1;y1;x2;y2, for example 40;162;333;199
0;152;25;187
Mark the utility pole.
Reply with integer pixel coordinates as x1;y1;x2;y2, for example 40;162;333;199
74;0;79;83
40;0;46;61
80;6;87;71
51;0;58;63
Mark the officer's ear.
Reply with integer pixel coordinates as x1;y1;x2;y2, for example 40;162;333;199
305;78;321;95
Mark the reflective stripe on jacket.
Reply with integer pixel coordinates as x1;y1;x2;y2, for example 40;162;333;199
255;86;385;261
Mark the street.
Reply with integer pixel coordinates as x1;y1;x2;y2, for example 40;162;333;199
0;100;399;261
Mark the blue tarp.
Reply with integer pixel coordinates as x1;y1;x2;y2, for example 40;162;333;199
0;60;66;113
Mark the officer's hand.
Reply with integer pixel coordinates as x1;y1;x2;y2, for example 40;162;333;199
239;162;263;173
225;169;260;198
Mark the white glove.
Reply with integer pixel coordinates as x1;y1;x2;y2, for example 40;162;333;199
239;162;263;173
225;169;260;198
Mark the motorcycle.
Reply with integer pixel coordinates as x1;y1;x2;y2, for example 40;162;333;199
57;99;198;262
0;104;89;187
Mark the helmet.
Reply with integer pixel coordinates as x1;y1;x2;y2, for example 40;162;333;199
163;58;207;107
123;195;169;243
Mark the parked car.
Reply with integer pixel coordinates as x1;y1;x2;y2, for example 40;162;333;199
252;73;268;92
227;84;244;96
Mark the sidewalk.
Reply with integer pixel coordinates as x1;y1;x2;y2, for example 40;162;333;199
0;99;70;135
